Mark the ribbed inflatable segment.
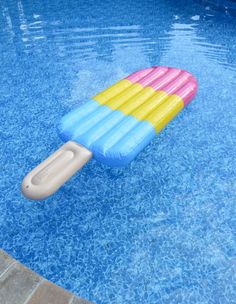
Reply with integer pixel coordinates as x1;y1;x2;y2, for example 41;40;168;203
58;66;198;167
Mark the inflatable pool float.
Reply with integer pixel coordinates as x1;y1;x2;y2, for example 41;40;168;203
22;66;198;200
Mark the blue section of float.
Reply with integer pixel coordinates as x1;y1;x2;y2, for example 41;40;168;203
94;120;156;167
58;99;100;141
58;100;156;167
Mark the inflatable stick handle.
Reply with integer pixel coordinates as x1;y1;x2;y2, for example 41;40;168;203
22;141;92;200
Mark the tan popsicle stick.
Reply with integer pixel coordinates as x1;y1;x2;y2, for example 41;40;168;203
22;141;92;200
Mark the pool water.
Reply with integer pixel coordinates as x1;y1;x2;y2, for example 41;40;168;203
0;0;236;303
196;0;236;16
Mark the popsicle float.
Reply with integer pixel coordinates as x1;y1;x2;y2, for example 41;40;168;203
22;66;198;200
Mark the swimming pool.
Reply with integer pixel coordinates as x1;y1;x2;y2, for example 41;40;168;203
0;0;235;303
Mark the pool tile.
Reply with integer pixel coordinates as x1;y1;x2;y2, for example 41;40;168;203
0;263;42;304
71;296;93;304
26;280;71;304
0;250;92;304
0;250;14;275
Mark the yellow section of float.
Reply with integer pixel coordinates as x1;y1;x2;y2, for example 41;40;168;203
93;79;184;133
93;79;131;104
147;95;184;133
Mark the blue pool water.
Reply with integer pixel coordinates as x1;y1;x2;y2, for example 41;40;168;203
0;0;236;303
197;0;236;16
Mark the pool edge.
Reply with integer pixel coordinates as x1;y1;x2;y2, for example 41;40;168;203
0;249;93;304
